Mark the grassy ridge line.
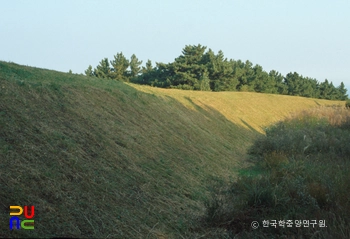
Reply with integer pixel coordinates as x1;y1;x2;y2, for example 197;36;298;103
0;61;344;238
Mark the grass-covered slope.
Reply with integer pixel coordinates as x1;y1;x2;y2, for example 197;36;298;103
0;61;343;238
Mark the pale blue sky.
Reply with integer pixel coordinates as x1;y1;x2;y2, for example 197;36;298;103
1;0;349;90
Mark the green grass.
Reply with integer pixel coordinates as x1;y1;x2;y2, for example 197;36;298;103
0;61;346;238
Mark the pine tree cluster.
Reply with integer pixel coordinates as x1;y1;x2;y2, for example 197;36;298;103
86;45;348;100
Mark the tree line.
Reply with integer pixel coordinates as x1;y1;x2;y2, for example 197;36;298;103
85;44;348;100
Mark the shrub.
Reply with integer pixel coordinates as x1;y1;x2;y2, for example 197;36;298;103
205;107;350;238
346;100;350;109
262;151;289;169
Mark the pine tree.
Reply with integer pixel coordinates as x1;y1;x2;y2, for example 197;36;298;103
234;60;250;91
251;64;276;93
204;49;237;91
269;70;287;94
167;44;207;88
144;59;153;73
85;65;94;77
319;79;332;99
129;54;143;79
285;72;303;96
110;52;129;81
136;60;154;85
337;82;348;100
328;82;340;100
243;60;256;91
301;77;319;98
95;58;111;78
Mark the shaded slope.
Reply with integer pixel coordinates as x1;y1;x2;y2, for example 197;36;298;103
0;61;343;238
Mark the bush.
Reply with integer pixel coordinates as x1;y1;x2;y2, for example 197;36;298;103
205;107;350;238
346;100;350;109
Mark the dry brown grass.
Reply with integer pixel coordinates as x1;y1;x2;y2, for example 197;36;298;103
130;84;343;134
288;105;350;127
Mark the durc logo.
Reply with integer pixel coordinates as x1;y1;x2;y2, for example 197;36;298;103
9;206;35;230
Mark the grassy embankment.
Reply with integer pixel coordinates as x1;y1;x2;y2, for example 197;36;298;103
0;61;344;238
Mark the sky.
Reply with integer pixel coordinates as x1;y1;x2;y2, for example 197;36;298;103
1;0;349;91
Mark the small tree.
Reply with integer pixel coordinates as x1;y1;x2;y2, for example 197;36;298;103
85;65;94;77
